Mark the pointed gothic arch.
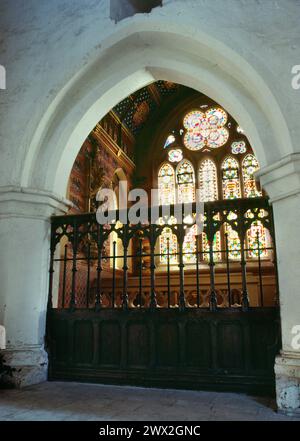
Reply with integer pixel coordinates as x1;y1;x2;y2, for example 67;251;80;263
198;158;218;202
176;159;195;203
221;156;241;199
242;154;261;198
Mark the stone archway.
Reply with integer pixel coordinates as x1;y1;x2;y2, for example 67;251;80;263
22;26;292;196
1;18;299;413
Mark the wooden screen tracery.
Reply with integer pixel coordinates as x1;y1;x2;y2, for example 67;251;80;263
50;197;277;312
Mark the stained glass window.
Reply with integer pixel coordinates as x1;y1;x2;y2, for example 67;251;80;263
177;161;198;265
183;224;197;264
224;223;241;260
247;221;268;258
242;154;261;198
159;216;178;264
231;140;247;155
202;231;221;261
168;148;183;163
183;108;229;151
163;134;175;149
158;163;175;205
176;160;195;203
156;104;266;265
160;227;178;264
198;159;218;202
222;156;241;199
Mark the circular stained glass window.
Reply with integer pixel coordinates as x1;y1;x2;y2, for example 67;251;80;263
168;148;183;163
206;108;227;127
207;127;229;148
183;107;229;151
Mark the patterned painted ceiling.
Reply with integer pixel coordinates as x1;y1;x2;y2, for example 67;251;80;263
112;81;180;135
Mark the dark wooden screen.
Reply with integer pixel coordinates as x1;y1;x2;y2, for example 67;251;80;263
47;197;281;394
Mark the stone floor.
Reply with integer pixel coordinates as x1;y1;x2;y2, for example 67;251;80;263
0;381;299;421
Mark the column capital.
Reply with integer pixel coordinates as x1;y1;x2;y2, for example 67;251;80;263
257;153;300;203
0;186;72;220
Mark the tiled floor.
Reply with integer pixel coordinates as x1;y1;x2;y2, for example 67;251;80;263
0;381;299;421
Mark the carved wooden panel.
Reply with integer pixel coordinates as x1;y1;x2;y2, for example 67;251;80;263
156;322;179;367
127;322;150;368
250;321;278;371
73;321;94;365
99;321;121;366
217;322;244;370
185;320;211;368
48;308;280;394
51;319;68;363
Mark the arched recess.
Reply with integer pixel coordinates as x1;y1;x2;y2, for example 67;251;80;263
20;21;293;202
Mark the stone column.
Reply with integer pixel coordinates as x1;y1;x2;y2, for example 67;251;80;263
0;187;69;387
259;154;300;415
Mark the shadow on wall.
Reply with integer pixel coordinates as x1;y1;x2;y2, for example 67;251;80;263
110;0;162;23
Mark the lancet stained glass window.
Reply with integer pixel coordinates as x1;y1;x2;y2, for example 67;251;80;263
224;223;241;260
242;154;261;198
158;163;175;205
160;226;178;264
176;160;195;203
198;159;218;202
183;224;197;264
202;231;221;262
176;160;196;263
158;216;178;264
247;220;268;258
222;156;241;199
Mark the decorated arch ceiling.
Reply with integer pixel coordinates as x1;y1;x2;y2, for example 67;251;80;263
102;80;255;174
112;81;181;135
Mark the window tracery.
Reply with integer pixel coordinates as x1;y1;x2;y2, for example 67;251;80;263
183;108;229;151
242;154;261;198
198;159;218;202
176;160;195;203
222;156;241;199
157;105;266;265
158;163;175;206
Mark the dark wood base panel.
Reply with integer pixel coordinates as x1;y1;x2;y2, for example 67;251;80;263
47;308;280;395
